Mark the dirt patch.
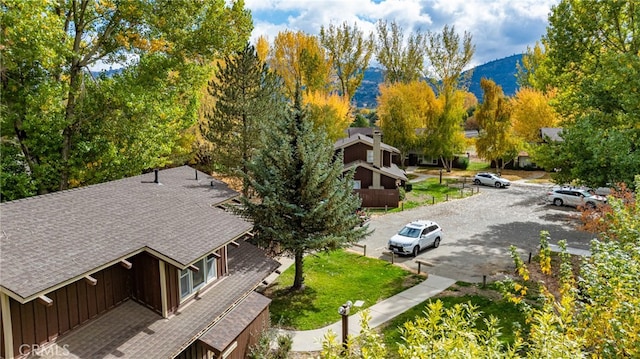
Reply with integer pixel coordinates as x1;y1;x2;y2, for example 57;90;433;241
524;252;584;300
414;168;552;183
434;282;504;301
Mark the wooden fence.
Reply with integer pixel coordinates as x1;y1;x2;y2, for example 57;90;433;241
355;188;400;208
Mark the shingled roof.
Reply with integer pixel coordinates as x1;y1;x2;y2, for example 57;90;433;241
343;161;408;182
0;166;252;302
334;133;401;154
34;241;279;359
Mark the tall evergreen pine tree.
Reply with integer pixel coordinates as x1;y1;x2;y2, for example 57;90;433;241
238;92;368;290
205;44;282;195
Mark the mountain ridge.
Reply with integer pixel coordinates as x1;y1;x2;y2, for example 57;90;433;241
353;54;523;108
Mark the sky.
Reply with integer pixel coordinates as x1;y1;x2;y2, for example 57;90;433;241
245;0;559;68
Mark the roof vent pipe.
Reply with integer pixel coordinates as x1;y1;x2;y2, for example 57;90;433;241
154;169;159;184
195;169;198;180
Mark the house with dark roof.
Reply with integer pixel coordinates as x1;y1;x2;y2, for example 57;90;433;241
0;166;279;359
334;131;407;208
540;127;563;142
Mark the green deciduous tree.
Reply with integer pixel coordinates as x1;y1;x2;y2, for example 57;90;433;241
375;20;426;84
475;78;519;170
424;25;475;95
421;91;468;171
575;179;640;357
515;41;551;90
398;300;520;358
320;21;374;101
204;44;284;195
423;25;475;171
535;0;640;187
1;0;252;200
236;94;368;291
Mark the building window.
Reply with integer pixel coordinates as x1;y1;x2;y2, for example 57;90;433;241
179;253;218;300
366;150;373;163
353;180;361;189
206;253;217;281
179;269;190;298
418;156;438;165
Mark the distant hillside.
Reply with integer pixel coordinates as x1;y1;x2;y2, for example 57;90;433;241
352;67;385;108
466;54;522;100
353;54;523;108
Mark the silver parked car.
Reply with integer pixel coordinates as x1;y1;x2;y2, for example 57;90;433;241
473;172;511;188
546;187;607;208
388;220;443;257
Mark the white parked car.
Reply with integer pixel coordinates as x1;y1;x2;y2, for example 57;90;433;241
473;172;511;188
546;187;607;208
388;220;443;257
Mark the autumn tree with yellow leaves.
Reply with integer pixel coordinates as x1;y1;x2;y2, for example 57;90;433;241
377;81;441;166
303;91;352;142
267;30;332;99
475;78;519;171
261;30;356;141
510;87;560;143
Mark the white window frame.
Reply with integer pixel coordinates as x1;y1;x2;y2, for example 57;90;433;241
179;268;190;298
353;180;361;189
179;252;219;300
206;253;218;282
366;150;373;163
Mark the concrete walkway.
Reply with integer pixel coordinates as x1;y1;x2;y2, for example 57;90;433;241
549;244;591;257
276;274;456;352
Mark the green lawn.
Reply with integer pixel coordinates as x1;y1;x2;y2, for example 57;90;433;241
264;250;424;330
383;177;475;213
467;160;492;171
381;289;528;354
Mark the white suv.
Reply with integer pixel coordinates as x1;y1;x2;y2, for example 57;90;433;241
473;172;511;188
388;220;443;257
546;187;607;208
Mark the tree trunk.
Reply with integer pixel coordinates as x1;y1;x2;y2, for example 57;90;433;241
442;156;452;172
292;249;305;291
60;65;80;191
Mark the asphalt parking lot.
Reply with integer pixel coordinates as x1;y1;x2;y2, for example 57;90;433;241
351;182;595;283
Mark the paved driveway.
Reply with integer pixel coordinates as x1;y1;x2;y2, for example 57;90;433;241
351;183;595;283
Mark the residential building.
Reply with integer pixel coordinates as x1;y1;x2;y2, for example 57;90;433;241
0;166;279;359
334;131;407;208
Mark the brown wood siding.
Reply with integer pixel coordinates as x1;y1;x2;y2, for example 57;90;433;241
341;142;371;164
383;150;391;167
0;305;4;358
130;252;162;314
354;167;399;191
165;263;180;315
174;340;209;359
354;167;373;188
10;299;21;357
219;248;227;277
8;263;130;358
381;174;398;188
207;306;271;359
355;188;400;208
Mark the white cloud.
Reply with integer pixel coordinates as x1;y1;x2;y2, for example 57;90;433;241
246;0;559;66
